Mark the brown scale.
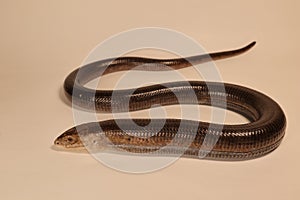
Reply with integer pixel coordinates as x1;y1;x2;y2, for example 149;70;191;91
55;42;287;161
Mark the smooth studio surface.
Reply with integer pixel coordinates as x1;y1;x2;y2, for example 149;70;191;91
0;1;299;200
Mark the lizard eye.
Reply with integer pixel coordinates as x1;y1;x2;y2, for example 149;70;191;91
66;136;75;144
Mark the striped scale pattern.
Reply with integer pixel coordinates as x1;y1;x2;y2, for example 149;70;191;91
55;42;286;160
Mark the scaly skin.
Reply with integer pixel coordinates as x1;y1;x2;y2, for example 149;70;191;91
54;42;286;160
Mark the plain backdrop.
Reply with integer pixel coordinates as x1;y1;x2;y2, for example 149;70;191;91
0;0;299;200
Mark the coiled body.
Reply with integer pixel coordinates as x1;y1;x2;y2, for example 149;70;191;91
54;42;286;160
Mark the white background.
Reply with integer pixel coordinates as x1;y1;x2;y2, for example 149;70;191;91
0;1;299;199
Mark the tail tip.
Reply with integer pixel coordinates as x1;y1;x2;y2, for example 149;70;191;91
249;41;256;48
